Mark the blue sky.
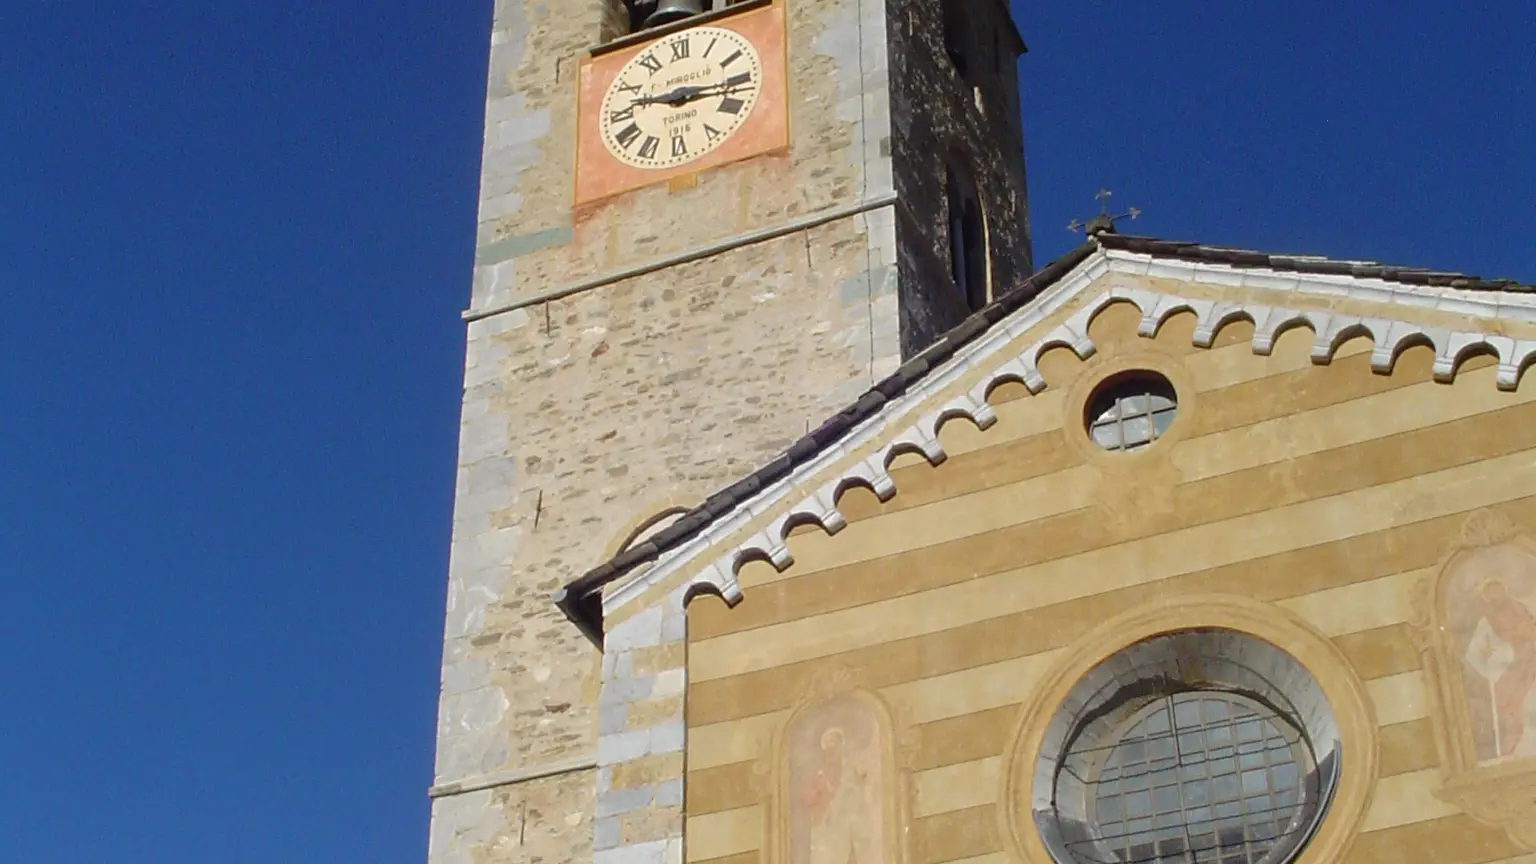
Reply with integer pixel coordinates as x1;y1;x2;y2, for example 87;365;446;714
0;1;1531;862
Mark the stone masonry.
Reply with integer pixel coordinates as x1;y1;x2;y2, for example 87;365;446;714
427;1;1032;861
590;586;690;864
889;0;1033;355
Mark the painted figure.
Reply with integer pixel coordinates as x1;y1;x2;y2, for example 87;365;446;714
1445;543;1536;763
786;695;887;864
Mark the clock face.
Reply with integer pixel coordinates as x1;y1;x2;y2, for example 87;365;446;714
598;26;763;171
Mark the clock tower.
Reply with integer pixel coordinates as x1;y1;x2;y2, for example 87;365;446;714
427;0;1032;861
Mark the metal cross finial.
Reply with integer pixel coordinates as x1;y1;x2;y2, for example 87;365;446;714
1069;188;1142;237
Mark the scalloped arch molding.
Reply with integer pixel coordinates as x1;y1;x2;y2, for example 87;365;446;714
604;262;1536;622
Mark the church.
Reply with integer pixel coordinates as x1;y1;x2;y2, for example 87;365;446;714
426;1;1536;863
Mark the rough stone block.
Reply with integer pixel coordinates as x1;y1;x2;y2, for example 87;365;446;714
619;804;683;846
629;642;684;678
595;786;653;819
598;729;650;766
594;839;667;864
651;668;686;699
660;612;686;643
654;778;683;808
606;605;664;652
594;816;622;851
648;720;686;755
611;753;685;790
599;704;629;736
599;675;654;706
625;695;684;732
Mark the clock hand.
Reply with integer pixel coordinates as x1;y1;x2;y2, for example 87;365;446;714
632;83;712;108
632;78;755;108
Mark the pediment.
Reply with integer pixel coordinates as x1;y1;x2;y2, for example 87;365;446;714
576;239;1536;639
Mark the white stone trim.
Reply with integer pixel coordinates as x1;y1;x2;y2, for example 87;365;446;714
601;250;1536;622
1100;248;1536;322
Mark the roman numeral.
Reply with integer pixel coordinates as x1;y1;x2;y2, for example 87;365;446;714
704;123;724;141
719;50;742;68
638;136;660;159
725;72;753;89
615;79;642;96
636;53;663;74
718;97;744;115
671;137;689;158
704;37;718;58
670;39;690;61
608;107;634;124
615;123;642;148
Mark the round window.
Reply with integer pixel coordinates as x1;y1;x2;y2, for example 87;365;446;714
1032;630;1339;864
1085;373;1179;452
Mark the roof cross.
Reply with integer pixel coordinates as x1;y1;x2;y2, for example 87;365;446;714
1068;188;1141;236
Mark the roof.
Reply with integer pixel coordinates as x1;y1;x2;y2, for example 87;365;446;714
553;232;1533;645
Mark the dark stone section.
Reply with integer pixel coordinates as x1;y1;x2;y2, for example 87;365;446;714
889;0;1033;359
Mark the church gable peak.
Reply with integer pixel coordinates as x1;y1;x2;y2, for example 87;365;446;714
559;235;1536;645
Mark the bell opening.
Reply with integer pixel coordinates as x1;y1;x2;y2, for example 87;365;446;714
642;0;707;28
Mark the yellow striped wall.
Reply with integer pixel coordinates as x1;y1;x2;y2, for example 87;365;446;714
680;296;1536;864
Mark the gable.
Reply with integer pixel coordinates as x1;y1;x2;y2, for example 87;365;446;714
598;248;1536;633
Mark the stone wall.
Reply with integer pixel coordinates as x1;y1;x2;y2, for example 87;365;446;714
429;3;914;861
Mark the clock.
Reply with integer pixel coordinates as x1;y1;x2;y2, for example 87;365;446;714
575;1;789;207
598;26;764;171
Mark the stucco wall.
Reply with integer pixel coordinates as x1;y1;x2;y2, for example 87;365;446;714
680;275;1536;864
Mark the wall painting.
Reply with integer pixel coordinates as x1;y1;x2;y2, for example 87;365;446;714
1415;510;1536;849
765;667;912;864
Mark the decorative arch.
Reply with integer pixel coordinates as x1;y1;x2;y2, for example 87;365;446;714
945;155;990;312
1412;509;1536;850
763;666;914;864
941;0;974;79
601;497;701;562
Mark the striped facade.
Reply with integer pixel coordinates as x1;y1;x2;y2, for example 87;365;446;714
598;263;1536;864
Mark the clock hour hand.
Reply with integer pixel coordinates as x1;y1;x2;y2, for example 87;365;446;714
632;83;712;108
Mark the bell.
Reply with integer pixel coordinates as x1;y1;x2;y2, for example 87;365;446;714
645;0;705;27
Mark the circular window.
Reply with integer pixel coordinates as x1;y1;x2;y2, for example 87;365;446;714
1086;373;1178;452
1032;630;1339;864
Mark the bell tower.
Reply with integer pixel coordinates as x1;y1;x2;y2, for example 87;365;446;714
426;0;1031;860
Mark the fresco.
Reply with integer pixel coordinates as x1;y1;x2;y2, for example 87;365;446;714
784;693;889;864
1442;541;1536;764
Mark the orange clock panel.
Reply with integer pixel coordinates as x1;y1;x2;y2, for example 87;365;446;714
574;2;789;208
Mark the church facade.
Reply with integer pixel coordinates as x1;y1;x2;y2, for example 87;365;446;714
427;2;1536;863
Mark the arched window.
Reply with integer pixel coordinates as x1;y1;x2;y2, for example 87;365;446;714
942;0;972;78
602;0;717;40
947;160;989;311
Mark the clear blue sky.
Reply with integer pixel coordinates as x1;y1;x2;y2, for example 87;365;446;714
0;2;1530;862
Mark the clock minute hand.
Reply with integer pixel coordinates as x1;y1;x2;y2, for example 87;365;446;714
634;76;754;108
633;84;711;108
686;78;755;100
